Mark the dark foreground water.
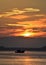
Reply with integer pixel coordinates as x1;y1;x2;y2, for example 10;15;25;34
0;51;46;65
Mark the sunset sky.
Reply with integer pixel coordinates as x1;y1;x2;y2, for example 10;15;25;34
0;0;46;48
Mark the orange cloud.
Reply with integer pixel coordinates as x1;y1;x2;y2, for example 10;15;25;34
8;29;46;37
8;15;29;19
34;14;45;17
32;32;46;37
24;8;40;12
7;20;46;28
0;8;40;18
0;26;46;38
5;19;46;37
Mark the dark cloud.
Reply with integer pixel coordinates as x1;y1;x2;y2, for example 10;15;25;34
32;27;46;32
40;28;46;32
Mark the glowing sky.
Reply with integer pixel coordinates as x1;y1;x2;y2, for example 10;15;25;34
0;0;46;38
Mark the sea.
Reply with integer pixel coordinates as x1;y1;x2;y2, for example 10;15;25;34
0;51;46;65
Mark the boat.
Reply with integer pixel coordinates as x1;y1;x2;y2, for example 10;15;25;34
15;49;25;53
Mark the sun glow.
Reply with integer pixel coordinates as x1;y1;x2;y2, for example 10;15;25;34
21;30;33;37
23;32;31;37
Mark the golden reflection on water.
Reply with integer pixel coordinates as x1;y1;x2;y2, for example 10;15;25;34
0;51;46;65
0;56;46;65
0;57;30;65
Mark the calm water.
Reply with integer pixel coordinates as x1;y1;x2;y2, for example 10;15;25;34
0;51;46;65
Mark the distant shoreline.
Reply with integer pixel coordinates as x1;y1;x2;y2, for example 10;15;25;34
0;46;46;52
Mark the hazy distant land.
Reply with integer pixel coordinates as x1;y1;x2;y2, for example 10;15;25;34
0;36;46;52
0;46;46;52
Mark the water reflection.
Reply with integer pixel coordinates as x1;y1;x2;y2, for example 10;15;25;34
0;52;46;65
